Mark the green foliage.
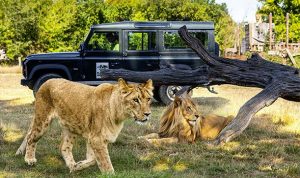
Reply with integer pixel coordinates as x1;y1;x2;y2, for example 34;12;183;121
0;0;235;60
215;14;236;53
258;0;300;42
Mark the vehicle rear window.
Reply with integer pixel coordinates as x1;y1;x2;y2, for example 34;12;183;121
87;31;119;51
128;31;156;51
164;31;208;49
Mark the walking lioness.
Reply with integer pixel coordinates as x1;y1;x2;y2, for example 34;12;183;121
16;78;153;173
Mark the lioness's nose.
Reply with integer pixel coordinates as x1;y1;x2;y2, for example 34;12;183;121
144;112;151;117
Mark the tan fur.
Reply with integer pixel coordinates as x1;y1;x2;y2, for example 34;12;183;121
139;94;232;145
16;78;153;173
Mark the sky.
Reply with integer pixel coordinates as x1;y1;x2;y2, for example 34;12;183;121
215;0;262;23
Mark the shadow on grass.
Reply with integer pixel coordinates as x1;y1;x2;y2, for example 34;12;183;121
193;96;230;112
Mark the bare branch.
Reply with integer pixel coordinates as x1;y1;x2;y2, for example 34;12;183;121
213;83;281;145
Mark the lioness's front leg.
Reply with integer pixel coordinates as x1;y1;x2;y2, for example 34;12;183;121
71;142;96;172
89;137;114;173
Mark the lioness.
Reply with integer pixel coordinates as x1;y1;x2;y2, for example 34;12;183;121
139;92;232;145
16;78;153;173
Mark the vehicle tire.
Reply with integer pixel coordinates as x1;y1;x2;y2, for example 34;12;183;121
153;87;162;102
33;73;62;97
158;85;193;105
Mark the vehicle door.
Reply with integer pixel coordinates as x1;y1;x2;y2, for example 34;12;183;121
82;30;122;82
159;30;211;69
122;30;159;71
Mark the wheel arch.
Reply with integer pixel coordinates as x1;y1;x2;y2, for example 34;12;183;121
28;64;72;81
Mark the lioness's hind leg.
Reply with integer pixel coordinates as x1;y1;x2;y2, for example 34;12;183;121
60;129;77;171
16;133;29;155
70;143;96;172
24;98;53;165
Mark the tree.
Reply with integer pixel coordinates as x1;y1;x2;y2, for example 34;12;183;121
258;0;300;42
0;0;236;60
38;0;77;52
0;0;47;59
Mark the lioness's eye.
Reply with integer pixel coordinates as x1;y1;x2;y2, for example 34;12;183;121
133;98;139;103
187;106;192;111
147;98;151;102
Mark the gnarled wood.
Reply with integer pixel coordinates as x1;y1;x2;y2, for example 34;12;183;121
101;26;300;145
213;83;281;145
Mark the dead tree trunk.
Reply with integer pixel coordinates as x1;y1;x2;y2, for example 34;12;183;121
101;26;300;145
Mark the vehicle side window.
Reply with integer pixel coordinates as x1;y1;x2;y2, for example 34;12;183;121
87;31;119;51
128;32;156;51
164;31;208;49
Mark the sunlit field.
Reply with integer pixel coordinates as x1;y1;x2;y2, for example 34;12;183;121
0;73;299;178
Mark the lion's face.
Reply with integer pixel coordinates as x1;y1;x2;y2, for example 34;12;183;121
174;95;200;126
158;93;200;139
118;78;153;124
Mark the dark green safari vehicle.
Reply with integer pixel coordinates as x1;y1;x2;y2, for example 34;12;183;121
21;21;218;104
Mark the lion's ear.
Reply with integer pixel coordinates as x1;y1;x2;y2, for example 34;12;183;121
144;79;153;91
174;96;182;107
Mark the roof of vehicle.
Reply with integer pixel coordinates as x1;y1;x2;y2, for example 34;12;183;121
91;21;214;30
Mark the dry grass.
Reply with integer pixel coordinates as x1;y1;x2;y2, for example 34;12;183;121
193;85;300;135
0;73;299;178
0;65;22;74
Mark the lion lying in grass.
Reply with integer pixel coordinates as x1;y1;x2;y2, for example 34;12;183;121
16;78;153;173
139;92;232;145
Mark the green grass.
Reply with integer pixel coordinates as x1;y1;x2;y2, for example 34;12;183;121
1;74;300;178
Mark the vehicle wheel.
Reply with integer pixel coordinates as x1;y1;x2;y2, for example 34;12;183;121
33;73;62;97
153;87;162;102
158;85;194;105
157;85;178;105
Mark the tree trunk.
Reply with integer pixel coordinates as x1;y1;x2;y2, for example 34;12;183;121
100;26;300;145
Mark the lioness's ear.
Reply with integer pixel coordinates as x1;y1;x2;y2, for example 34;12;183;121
144;79;153;91
118;78;131;95
174;96;182;107
118;78;128;89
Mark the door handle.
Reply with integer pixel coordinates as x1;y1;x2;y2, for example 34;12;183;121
111;61;120;67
